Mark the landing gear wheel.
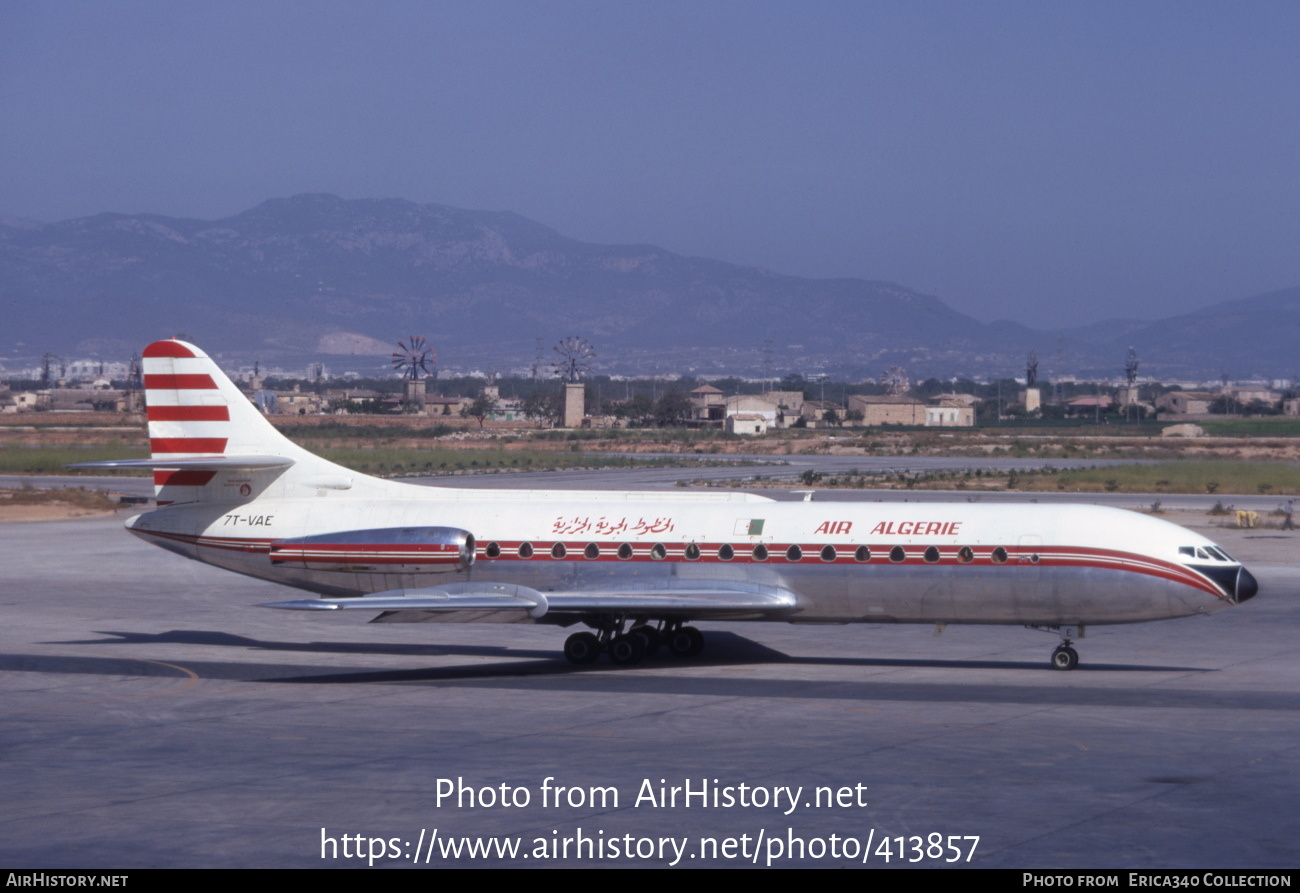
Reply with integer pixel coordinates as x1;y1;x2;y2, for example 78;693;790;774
608;634;646;665
668;626;705;658
564;632;601;665
630;626;660;659
1051;645;1079;671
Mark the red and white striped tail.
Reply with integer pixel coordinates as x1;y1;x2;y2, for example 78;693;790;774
141;339;302;504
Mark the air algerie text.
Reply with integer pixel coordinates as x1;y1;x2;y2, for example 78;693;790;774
870;521;962;536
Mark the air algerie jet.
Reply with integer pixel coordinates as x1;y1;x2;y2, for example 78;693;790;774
77;339;1259;670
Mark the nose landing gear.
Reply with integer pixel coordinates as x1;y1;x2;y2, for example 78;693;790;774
1050;643;1079;671
1028;624;1085;671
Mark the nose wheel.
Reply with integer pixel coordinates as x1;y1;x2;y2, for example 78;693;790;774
1051;643;1079;671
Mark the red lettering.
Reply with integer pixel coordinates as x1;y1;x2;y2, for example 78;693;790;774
870;522;887;535
925;522;942;535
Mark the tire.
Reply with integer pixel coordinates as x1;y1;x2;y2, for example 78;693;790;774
1051;645;1079;671
608;634;645;665
563;632;601;665
630;626;661;658
668;626;704;658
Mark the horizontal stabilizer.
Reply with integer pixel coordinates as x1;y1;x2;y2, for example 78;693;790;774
70;455;295;471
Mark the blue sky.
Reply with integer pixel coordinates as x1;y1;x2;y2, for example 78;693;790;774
1;0;1296;328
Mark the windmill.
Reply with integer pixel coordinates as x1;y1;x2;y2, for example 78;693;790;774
1024;351;1042;414
552;336;595;383
882;365;909;396
553;337;595;427
392;336;435;413
392;336;435;381
1122;347;1141;420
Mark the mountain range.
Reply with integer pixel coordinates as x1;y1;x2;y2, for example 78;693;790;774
1;193;1294;380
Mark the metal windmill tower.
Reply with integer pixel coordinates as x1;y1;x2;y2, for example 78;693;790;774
1124;347;1140;420
392;336;436;413
553;337;595;427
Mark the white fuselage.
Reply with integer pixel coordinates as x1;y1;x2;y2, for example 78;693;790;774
126;482;1241;627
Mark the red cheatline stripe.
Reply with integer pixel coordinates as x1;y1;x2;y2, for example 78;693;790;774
147;405;230;422
150;437;227;454
143;340;197;358
144;373;217;390
153;470;217;487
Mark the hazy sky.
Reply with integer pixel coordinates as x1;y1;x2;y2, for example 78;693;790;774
2;1;1297;328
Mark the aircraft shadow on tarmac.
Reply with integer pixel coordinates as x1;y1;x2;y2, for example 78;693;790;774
14;628;1222;687
4;641;1292;712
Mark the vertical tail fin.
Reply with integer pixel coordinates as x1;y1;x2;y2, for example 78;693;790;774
74;338;395;504
141;339;310;504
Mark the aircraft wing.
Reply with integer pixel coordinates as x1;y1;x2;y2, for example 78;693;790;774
259;580;799;621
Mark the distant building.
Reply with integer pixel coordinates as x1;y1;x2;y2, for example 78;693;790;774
1155;391;1215;416
725;395;779;425
689;385;726;422
925;403;974;427
726;413;768;436
847;395;926;426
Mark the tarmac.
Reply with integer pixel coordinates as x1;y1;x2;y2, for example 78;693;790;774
1;492;1298;868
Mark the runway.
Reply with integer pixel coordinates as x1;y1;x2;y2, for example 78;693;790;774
2;490;1298;869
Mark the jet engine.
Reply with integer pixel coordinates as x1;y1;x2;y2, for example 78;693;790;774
269;526;476;573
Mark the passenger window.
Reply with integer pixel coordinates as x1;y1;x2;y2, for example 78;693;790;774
617;543;633;560
718;543;734;561
889;546;906;563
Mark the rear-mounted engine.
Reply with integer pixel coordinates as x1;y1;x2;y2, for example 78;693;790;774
269;527;476;573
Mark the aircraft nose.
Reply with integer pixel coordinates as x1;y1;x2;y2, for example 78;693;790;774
1234;567;1259;604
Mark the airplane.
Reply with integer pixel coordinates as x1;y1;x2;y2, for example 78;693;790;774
77;338;1258;671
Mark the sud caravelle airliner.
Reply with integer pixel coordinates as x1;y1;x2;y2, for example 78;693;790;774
80;339;1259;670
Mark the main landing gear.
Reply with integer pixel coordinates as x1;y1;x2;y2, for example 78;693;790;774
563;620;704;666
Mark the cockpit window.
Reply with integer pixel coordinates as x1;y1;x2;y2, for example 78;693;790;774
1182;544;1236;563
